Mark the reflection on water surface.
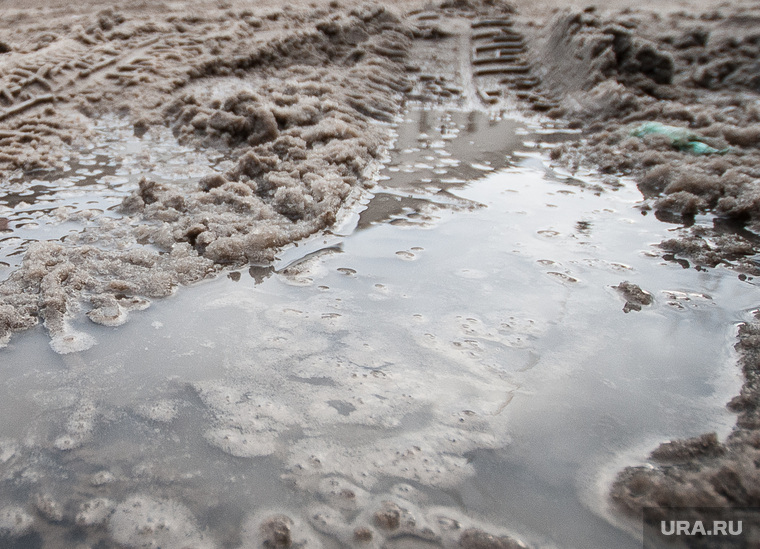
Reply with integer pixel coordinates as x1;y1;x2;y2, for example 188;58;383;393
0;109;755;549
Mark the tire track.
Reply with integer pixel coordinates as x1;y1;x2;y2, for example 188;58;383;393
0;30;204;123
405;7;558;112
470;16;557;111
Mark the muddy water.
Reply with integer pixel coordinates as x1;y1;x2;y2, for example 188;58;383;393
0;115;227;278
0;110;757;548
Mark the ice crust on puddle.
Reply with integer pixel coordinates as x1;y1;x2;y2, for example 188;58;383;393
134;399;181;424
0;506;34;538
109;495;215;549
192;293;513;495
53;399;98;451
76;497;115;527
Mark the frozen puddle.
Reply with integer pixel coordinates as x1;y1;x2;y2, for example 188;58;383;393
0;110;757;548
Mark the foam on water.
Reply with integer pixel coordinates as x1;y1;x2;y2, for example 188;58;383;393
0;109;756;548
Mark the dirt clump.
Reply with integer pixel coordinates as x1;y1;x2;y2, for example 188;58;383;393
649;432;727;463
240;512;320;548
527;2;760;273
459;528;527;549
612;281;653;312
353;526;373;542
373;503;402;530
610;310;760;536
260;515;294;548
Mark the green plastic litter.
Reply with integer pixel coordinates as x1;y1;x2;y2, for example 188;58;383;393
630;122;729;155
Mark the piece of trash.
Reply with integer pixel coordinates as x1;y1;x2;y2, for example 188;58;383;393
630;122;729;155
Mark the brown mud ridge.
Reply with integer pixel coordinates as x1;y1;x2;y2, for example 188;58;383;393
0;1;424;353
1;0;760;545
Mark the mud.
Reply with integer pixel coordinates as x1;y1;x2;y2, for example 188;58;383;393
526;1;760;273
612;281;654;313
509;0;760;537
1;105;755;548
1;0;760;546
0;1;418;351
610;309;760;542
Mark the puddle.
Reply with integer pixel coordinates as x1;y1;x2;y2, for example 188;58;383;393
0;115;226;279
0;109;756;548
